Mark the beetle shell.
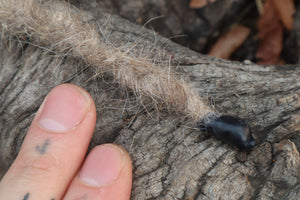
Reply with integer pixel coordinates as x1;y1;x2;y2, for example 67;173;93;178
201;115;256;150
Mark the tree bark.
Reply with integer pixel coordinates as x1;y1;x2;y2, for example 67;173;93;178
0;3;300;200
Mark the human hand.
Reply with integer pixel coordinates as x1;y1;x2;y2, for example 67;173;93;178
0;84;132;199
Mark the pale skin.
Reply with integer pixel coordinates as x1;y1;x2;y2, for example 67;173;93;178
0;84;132;199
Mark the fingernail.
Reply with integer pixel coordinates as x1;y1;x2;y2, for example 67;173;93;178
79;144;124;187
37;84;91;132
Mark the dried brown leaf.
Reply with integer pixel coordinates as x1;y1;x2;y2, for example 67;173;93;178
273;0;296;30
256;0;284;65
189;0;216;9
208;25;250;59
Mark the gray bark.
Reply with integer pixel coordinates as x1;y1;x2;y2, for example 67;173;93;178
0;4;300;200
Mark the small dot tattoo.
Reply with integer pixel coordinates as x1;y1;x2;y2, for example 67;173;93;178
23;193;30;200
35;138;51;154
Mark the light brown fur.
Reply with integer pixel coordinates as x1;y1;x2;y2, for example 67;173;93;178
0;0;215;122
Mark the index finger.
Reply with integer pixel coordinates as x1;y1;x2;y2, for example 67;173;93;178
0;84;97;199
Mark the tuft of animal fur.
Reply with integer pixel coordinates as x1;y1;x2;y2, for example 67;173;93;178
0;0;215;122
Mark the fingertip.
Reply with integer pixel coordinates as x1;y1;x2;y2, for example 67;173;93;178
64;144;132;200
79;144;125;187
36;84;94;132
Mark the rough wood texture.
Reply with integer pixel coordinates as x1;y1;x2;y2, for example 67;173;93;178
0;5;300;200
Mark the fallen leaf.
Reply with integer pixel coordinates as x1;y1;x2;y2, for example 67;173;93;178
256;0;284;65
273;0;296;30
189;0;216;9
208;25;250;59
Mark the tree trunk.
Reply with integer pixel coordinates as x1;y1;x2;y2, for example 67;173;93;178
0;2;299;200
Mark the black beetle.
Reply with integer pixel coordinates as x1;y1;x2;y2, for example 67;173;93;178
200;115;256;150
